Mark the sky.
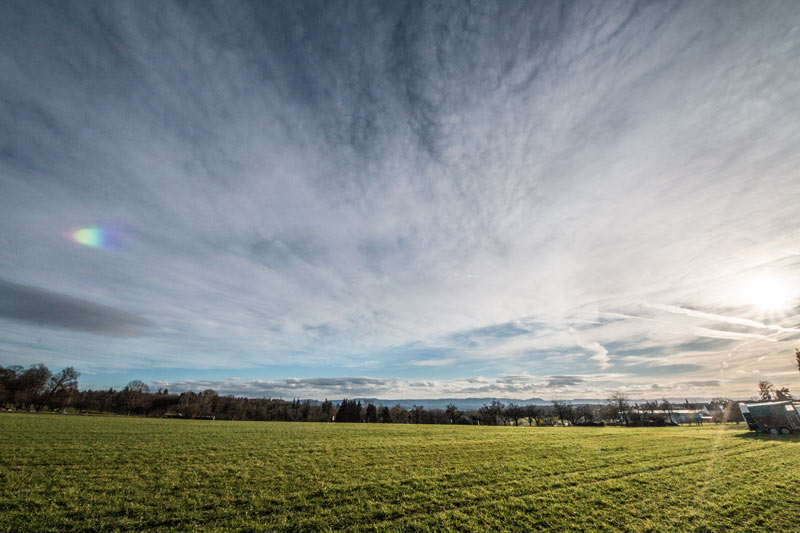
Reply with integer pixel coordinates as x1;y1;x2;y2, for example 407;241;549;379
2;1;800;400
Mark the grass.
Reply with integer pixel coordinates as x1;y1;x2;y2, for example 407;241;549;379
2;414;800;531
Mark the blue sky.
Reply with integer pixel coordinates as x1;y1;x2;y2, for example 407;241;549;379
1;1;800;399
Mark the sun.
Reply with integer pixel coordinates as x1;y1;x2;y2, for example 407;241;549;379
739;275;795;312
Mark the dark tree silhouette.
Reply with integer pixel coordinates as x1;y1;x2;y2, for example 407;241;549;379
320;399;334;421
335;399;362;422
410;405;425;424
16;364;51;410
0;361;748;427
390;404;408;423
445;403;460;424
607;392;630;425
365;403;378;423
552;400;575;426
478;400;507;425
660;398;675;424
505;403;524;426
45;366;80;408
524;404;541;426
122;380;151;415
758;380;775;401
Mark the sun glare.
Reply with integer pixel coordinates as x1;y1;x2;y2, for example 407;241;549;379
739;275;795;312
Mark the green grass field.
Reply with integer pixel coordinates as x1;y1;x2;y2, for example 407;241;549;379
2;414;800;531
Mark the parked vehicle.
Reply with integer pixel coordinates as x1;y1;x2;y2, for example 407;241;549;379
739;401;800;435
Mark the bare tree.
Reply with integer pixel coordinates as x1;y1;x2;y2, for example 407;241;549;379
776;386;793;401
123;380;150;415
524;404;540;426
505;403;524;426
45;367;80;408
17;364;51;410
552;400;565;425
479;400;507;425
198;389;218;417
390;404;408;423
758;380;775;401
126;380;150;393
796;347;800;373
660;398;675;425
490;400;508;425
608;392;630;425
754;381;793;402
573;404;591;425
552;401;577;426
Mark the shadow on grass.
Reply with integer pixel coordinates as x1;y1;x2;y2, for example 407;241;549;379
732;431;800;441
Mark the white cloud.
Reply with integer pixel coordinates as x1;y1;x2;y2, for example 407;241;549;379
1;2;800;397
409;358;458;367
694;328;778;342
572;331;611;370
649;304;800;335
152;372;736;400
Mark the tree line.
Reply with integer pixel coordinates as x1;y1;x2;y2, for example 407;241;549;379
1;363;747;425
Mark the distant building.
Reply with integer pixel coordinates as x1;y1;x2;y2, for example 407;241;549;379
639;408;709;425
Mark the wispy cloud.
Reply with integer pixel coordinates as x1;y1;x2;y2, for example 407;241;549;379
649;304;800;335
694;328;778;342
572;330;612;370
1;1;800;396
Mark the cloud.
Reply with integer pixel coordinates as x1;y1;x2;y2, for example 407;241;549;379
150;375;555;398
572;331;611;370
681;380;721;388
151;372;739;400
649;304;800;335
409;358;458;367
0;278;154;337
546;376;586;388
694;327;778;342
1;2;800;396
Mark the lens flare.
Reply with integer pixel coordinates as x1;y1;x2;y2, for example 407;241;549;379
68;227;121;249
72;227;103;247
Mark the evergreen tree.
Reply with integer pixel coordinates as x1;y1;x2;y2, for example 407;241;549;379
335;399;363;422
365;403;377;423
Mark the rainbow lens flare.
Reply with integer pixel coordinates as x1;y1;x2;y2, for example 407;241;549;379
68;227;121;249
72;227;103;247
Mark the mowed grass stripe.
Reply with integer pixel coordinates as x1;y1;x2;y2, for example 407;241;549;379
286;443;769;530
397;444;800;532
361;445;776;531
267;441;758;515
4;426;759;510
